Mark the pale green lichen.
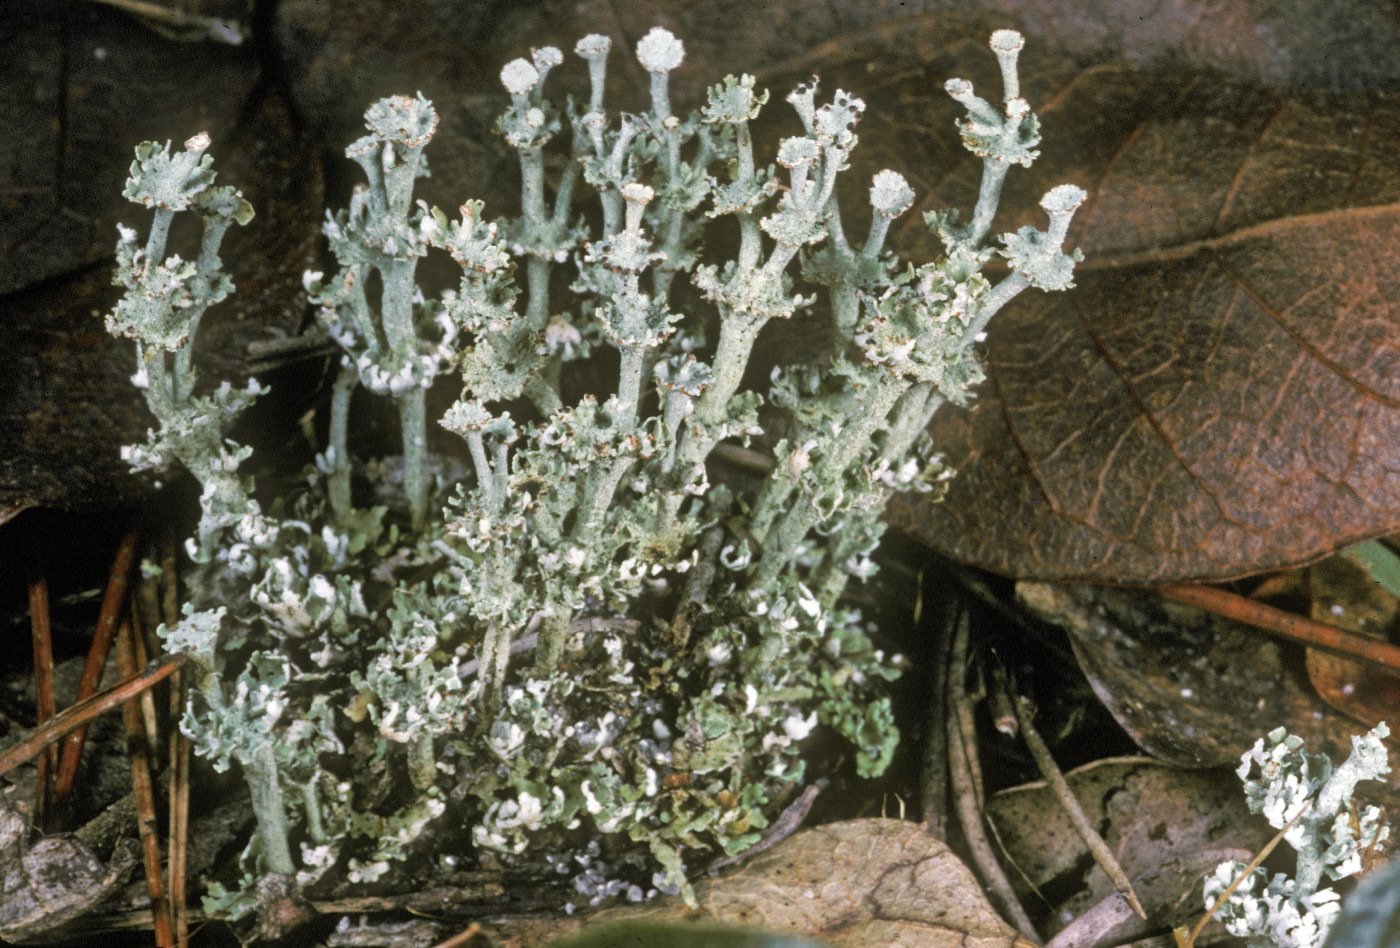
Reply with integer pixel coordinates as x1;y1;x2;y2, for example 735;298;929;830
107;26;1083;918
1205;724;1391;948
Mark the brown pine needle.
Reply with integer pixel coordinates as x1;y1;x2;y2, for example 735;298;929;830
1178;805;1309;948
161;534;179;627
126;595;161;759
53;532;138;822
116;618;174;948
156;533;191;948
429;922;482;948
1157;583;1400;674
0;655;186;779
169;673;191;948
27;569;57;829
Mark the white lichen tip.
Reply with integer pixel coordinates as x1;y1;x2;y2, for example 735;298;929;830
500;58;540;96
620;181;655;204
1041;184;1087;215
777;137;819;169
870;170;914;218
184;131;212;153
533;46;563;69
989;29;1025;53
990;30;1025;100
636;26;684;73
945;77;972;97
575;33;611;58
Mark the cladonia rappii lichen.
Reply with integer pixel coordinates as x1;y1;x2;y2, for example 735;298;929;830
1204;723;1391;948
106;27;1084;917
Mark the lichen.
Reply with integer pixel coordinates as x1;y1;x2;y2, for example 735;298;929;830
106;26;1083;917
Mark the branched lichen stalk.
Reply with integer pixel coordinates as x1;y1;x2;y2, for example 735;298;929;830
327;362;357;523
106;25;1089;910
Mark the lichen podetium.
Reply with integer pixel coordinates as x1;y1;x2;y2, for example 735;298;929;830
107;26;1084;922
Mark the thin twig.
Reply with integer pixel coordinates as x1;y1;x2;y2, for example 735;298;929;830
116;619;174;948
1179;805;1309;948
958;678;988;812
82;0;242;41
946;608;1041;942
158;533;190;948
1158;583;1400;673
169;670;190;948
27;569;58;829
428;922;482;948
707;779;826;873
1006;675;1146;920
987;663;1019;737
920;588;952;840
53;532;138;824
0;656;187;778
127;593;162;760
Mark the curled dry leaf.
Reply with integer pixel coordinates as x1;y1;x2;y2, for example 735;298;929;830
488;819;1033;948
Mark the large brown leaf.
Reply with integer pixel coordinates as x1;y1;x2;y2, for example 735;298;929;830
882;55;1400;583
487;819;1027;948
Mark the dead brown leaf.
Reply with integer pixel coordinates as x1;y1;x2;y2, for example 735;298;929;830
487;819;1032;948
987;758;1271;933
1307;553;1400;727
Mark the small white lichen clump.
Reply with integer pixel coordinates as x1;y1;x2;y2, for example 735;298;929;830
1205;723;1391;948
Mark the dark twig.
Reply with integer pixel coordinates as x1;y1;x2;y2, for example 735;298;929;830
53;532;138;824
707;779;826;874
169;671;190;948
157;534;190;948
1002;669;1145;920
0;656;187;778
920;585;952;840
27;569;58;829
946;609;1041;942
1158;583;1400;673
116;618;174;947
428;923;483;948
